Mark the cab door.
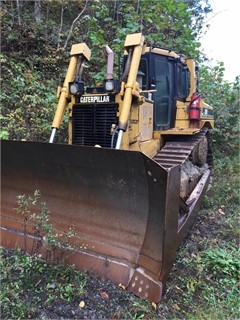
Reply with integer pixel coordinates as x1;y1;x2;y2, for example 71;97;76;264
152;55;176;130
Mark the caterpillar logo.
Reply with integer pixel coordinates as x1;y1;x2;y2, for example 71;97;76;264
80;95;110;103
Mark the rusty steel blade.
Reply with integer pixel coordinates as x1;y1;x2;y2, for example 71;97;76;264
1;140;181;302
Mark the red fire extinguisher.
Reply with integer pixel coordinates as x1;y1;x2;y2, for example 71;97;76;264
189;92;201;120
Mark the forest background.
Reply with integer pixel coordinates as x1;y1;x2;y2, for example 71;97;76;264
0;1;239;319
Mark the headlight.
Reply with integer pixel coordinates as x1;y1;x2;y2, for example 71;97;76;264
103;79;120;93
69;83;78;94
104;79;115;92
69;81;85;96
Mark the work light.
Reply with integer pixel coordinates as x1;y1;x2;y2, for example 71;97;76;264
69;81;85;96
104;79;115;92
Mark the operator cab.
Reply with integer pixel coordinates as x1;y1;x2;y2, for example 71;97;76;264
137;51;190;130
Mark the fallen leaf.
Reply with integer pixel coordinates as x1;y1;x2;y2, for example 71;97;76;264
100;291;109;299
175;286;183;292
152;302;157;310
79;301;85;308
218;208;225;215
36;279;41;286
172;304;180;310
118;283;126;290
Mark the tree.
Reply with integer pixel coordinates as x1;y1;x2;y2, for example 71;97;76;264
199;62;239;157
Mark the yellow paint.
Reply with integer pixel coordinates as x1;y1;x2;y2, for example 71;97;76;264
51;43;91;130
70;43;91;61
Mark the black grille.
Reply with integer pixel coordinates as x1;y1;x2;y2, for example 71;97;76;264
72;104;118;148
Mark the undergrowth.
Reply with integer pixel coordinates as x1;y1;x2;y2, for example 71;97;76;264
15;190;78;260
0;248;88;319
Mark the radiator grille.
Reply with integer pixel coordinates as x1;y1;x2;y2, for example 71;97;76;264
72;104;118;148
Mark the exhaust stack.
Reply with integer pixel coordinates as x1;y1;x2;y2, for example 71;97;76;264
106;45;114;79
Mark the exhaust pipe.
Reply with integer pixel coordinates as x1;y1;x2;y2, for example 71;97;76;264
106;45;114;79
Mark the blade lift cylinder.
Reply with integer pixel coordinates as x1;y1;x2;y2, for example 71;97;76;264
116;33;145;149
49;43;91;143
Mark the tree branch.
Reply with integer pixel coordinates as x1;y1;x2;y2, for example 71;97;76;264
61;0;89;51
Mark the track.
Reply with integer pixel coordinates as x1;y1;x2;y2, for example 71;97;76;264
153;127;212;169
152;127;213;237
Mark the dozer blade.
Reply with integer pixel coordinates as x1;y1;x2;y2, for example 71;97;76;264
1;140;181;302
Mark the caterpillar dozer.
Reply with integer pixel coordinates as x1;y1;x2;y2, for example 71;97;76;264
1;33;214;303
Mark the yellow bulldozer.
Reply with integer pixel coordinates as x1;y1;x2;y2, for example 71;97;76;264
1;33;214;302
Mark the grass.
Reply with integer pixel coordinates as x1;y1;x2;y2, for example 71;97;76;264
0;249;88;319
0;155;239;319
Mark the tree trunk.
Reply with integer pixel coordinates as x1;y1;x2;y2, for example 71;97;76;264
16;0;21;25
34;0;41;23
57;4;65;51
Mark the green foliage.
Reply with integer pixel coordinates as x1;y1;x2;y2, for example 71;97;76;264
0;247;87;319
0;53;59;141
202;156;239;239
15;190;77;258
171;240;240;319
213;154;239;175
205;155;239;204
195;245;240;317
0;115;10;139
201;247;239;280
199;65;240;157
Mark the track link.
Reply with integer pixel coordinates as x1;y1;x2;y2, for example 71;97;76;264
153;128;210;169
